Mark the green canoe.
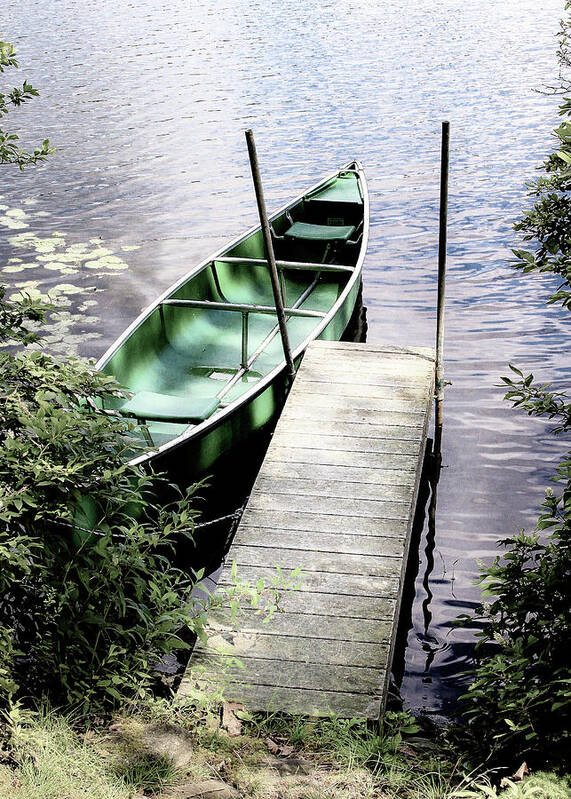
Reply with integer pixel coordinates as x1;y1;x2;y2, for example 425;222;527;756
95;161;369;477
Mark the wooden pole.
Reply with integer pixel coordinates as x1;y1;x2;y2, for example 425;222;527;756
434;121;449;460
245;129;296;379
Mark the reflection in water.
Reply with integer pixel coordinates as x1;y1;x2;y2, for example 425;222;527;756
390;448;432;693
2;0;570;715
421;456;439;686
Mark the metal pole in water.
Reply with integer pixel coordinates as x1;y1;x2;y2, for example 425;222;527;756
434;120;449;460
245;129;296;379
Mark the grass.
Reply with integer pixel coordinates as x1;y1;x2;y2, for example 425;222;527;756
0;702;569;799
113;751;180;794
0;704;184;798
0;708;128;799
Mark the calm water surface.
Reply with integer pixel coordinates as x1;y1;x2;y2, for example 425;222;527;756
2;0;570;716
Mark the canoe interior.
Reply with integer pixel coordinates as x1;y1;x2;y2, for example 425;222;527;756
101;166;365;454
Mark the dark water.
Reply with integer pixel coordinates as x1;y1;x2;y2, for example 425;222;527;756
2;0;570;716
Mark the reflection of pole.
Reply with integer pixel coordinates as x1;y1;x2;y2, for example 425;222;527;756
434;121;449;461
423;469;438;638
245;129;296;379
421;447;441;677
390;448;432;689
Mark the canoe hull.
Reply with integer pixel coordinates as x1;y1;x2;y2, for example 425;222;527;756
96;162;369;481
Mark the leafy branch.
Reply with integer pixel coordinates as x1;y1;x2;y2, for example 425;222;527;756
501;365;571;434
0;39;54;169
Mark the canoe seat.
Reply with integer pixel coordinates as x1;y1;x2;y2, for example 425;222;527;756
120;390;220;423
284;221;356;242
306;175;362;205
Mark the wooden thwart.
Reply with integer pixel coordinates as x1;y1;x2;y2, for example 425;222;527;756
179;340;434;719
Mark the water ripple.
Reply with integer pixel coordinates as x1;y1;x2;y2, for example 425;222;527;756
1;0;567;714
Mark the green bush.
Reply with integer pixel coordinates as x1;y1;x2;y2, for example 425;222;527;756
0;48;203;713
0;289;203;710
0;288;295;713
460;515;570;768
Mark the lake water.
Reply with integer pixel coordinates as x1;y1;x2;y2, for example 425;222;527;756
2;0;569;717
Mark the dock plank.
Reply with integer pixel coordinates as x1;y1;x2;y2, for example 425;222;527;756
180;341;434;719
207;608;395;642
223;565;400;596
180;681;383;718
272;447;418;470
210;591;396;620
246;491;411;520
270;430;421;455
252;475;415;501
239;508;409;536
230;545;403;577
195;633;388;667
297;368;431;388
276;418;425;440
260;460;417;486
235;528;407;556
289;382;430;402
195;656;384;695
285;391;427;415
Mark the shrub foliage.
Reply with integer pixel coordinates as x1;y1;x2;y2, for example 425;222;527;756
0;291;204;709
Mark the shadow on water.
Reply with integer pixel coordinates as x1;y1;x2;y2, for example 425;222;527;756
392;437;478;717
389;442;435;704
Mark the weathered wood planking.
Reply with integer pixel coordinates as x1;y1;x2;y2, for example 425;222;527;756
179;340;434;719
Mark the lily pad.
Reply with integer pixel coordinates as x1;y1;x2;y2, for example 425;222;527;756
37;253;84;264
0;215;29;230
2;263;38;274
84;255;128;271
4;206;142;354
53;283;87;295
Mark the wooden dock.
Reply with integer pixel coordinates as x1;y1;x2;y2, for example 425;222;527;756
180;340;435;719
